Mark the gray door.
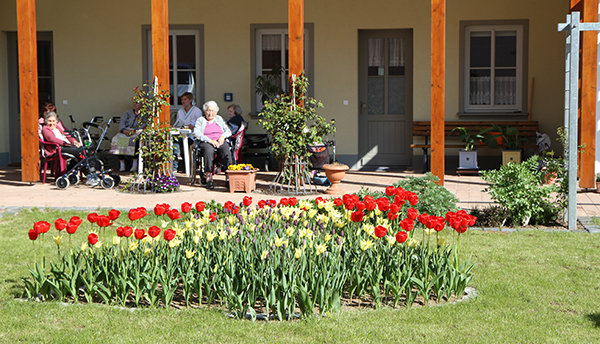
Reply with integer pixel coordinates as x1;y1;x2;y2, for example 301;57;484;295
8;32;54;164
358;30;413;167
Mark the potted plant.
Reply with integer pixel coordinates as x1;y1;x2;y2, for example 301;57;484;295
450;126;498;170
596;173;600;193
226;163;258;193
258;73;336;193
491;124;526;165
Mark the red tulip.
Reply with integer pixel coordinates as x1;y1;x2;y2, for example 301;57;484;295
314;197;326;206
400;218;414;231
356;201;366;212
34;221;51;234
387;212;399;221
108;209;121;221
128;207;147;221
54;218;67;231
385;185;395;196
195;201;206;212
122;226;133;238
395;231;408;243
268;200;277;208
257;200;266;209
350;211;364;223
181;202;192;213
224;201;235;212
69;216;82;226
376;198;390;212
66;222;79;234
333;198;343;207
28;229;39;241
389;203;400;214
288;197;298;206
280;198;289;207
166;209;182;220
408;193;419;206
88;233;99;245
96;215;113;228
148;226;161;238
154;203;169;216
374;225;388;238
209;212;217;222
366;200;377;211
407;208;418;221
87;213;99;224
134;228;146;240
164;229;176;241
242;196;252;207
233;207;240;215
116;226;124;237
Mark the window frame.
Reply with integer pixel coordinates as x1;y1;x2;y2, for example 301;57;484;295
142;25;204;114
458;20;528;118
250;23;314;117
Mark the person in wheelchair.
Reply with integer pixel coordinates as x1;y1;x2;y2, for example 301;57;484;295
226;104;245;135
193;100;232;190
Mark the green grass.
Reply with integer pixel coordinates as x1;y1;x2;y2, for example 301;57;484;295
2;208;600;343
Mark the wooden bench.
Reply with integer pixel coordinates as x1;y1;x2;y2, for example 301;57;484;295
410;121;539;171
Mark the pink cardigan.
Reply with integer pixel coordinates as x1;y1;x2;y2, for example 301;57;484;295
41;125;77;157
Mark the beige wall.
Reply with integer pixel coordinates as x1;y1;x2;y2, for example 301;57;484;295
0;0;569;165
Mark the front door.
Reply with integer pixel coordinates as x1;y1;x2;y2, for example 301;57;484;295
358;30;413;167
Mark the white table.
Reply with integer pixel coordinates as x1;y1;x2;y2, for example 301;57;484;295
138;128;193;176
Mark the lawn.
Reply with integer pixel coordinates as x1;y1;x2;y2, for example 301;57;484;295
1;208;599;343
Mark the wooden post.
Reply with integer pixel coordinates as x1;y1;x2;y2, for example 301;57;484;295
580;0;598;188
288;0;304;85
17;0;39;182
151;0;170;123
431;0;445;185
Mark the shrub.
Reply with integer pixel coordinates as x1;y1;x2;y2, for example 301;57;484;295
481;156;558;227
393;173;460;217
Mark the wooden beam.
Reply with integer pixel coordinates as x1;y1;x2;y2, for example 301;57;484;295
151;0;170;123
16;0;39;182
288;0;304;85
431;0;445;185
580;0;598;188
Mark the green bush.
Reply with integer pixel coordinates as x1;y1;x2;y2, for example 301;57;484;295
481;156;558;227
393;173;460;217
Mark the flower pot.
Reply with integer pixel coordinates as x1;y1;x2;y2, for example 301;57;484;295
502;150;521;165
227;169;258;193
458;149;478;169
596;181;600;193
322;164;349;195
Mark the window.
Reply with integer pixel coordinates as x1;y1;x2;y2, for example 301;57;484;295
460;21;528;115
251;24;313;115
143;26;204;111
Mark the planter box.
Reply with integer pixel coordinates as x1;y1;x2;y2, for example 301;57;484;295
502;150;521;165
458;149;478;169
227;169;258;193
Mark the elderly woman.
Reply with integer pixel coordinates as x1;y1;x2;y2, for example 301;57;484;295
41;111;82;157
193;101;232;189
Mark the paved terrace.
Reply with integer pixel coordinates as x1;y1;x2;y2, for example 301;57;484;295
1;165;599;219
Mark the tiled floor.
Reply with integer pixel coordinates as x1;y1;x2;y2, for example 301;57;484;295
1;165;599;218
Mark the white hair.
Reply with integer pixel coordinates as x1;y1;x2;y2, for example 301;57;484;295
203;100;219;113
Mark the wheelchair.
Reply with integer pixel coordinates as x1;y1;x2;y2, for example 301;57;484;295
189;122;247;186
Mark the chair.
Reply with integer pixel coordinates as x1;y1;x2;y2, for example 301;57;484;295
39;139;74;183
230;121;248;164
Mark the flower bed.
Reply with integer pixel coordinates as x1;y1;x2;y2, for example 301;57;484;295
23;186;476;320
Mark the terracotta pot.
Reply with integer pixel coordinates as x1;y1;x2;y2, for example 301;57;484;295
596;181;600;193
227;169;258;193
322;164;349;195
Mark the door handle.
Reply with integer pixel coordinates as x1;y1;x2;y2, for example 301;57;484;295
360;101;367;115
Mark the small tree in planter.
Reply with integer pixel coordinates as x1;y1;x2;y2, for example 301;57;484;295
258;73;336;193
130;81;180;193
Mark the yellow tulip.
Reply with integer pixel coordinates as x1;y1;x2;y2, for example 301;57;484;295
80;242;88;252
112;236;121;246
315;243;327;256
144;248;151;257
169;238;182;248
294;248;303;259
324;234;332;242
218;230;227;241
129;242;138;252
53;235;62;246
186;249;195;259
206;231;217;242
286;226;295;237
93;241;103;250
360;239;374;251
261;249;269;260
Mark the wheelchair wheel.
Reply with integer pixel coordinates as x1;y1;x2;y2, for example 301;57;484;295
68;173;80;186
56;176;70;190
101;175;115;189
109;173;121;187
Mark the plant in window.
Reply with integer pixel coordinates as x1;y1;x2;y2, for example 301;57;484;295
258;73;336;189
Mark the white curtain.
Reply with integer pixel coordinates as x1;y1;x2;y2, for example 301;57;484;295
470;76;516;105
368;39;384;67
262;34;281;51
388;38;405;67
